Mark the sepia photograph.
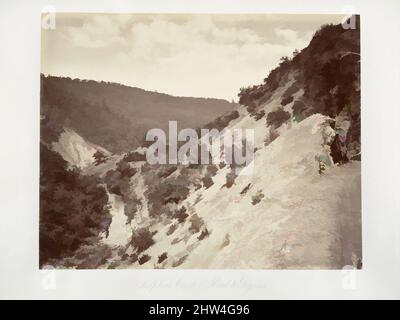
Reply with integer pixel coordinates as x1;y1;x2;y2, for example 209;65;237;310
40;13;361;269
3;0;400;302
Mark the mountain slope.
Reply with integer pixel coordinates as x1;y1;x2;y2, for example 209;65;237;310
41;75;235;153
101;78;360;269
179;115;361;269
51;128;111;169
40;20;361;269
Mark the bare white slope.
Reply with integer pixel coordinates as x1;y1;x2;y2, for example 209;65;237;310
111;77;361;269
85;77;360;270
121;111;361;269
102;191;132;248
51;128;110;169
178;114;361;269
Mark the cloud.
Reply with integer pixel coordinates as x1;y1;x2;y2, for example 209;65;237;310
45;14;331;100
275;28;314;50
63;15;127;48
118;17;310;99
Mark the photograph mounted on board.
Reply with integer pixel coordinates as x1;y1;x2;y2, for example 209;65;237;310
40;13;361;269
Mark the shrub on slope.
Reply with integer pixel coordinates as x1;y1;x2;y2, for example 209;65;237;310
39;144;111;267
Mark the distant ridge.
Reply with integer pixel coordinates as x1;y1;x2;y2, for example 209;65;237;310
41;74;235;153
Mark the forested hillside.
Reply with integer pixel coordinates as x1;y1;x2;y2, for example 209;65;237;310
41;75;234;153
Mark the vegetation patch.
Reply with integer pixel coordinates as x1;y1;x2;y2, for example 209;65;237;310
39;144;111;267
281;95;294;106
266;108;291;128
252;190;265;205
131;227;155;253
138;254;151;265
158;252;168;264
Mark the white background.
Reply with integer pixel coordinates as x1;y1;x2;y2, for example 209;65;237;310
0;0;399;299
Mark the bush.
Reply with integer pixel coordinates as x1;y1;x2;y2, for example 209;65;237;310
283;82;300;98
240;183;251;195
172;255;188;267
145;175;191;216
246;103;257;115
104;164;132;197
264;127;280;146
158;165;178;179
281;95;294;106
206;164;218;176
131;227;155;253
93;150;107;165
205;110;239;131
158;252;168;264
124;195;142;224
129;253;138;263
189;214;205;234
225;171;236;188
266;108;291;128
292;100;306;114
138;254;151;265
254;110;265;121
173;206;188;223
123;151;146;162
202;175;214;189
198;228;209;240
166;223;178;236
116;160;137;178
251;190;265;205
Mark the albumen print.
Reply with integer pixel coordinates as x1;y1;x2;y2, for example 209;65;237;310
40;13;361;269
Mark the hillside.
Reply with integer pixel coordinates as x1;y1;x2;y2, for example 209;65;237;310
40;19;361;269
40;75;235;153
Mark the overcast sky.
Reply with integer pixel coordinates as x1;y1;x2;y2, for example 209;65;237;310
41;14;345;101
